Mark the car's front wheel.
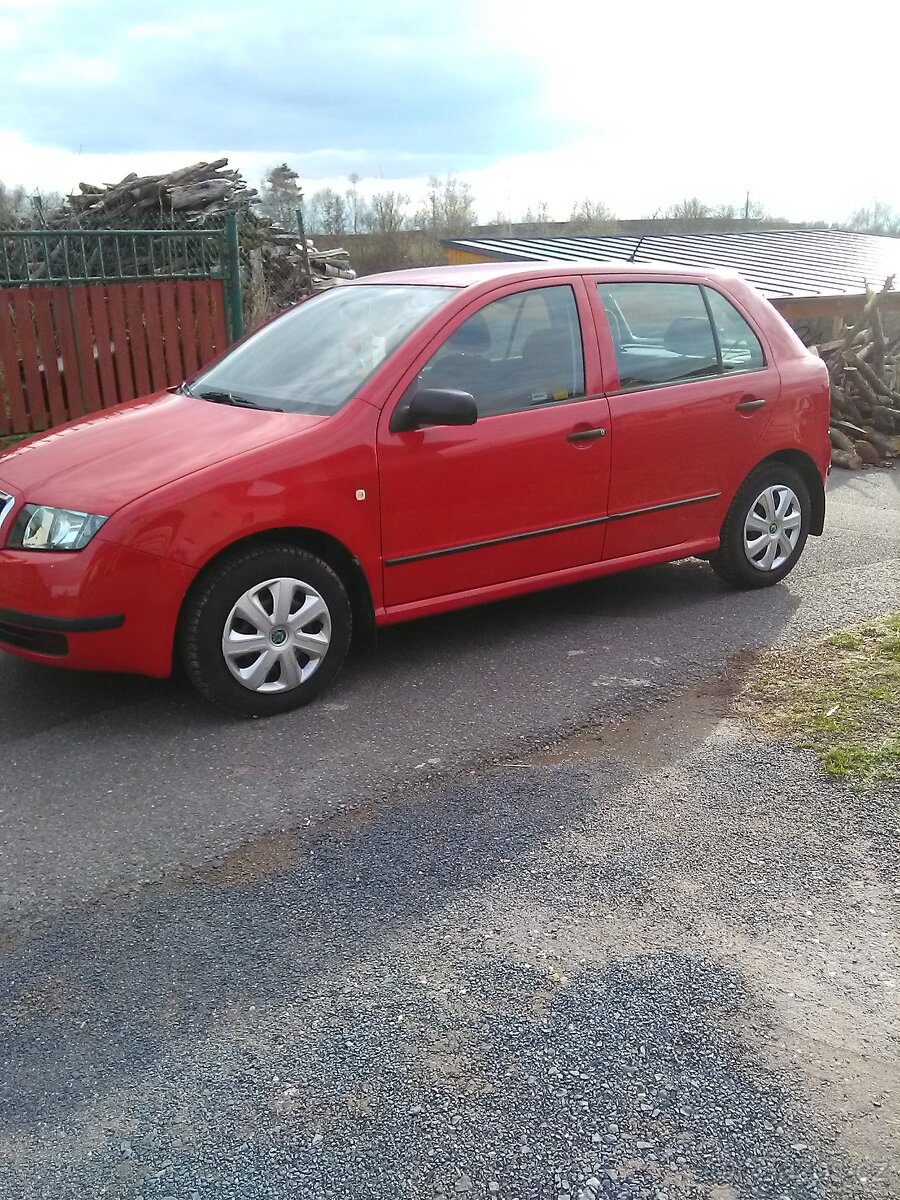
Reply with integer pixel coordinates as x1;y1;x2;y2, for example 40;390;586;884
180;544;352;716
710;462;811;588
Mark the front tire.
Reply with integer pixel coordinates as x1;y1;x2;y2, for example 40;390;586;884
710;462;811;589
180;545;352;716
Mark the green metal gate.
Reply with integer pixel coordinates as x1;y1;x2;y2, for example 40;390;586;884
0;216;242;436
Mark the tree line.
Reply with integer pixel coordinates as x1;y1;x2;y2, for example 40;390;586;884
2;165;897;257
257;164;900;240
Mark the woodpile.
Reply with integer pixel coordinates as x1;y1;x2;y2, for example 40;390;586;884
66;159;257;223
821;277;900;468
57;159;356;315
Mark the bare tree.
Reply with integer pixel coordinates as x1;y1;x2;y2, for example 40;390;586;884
414;175;477;237
847;201;900;236
665;197;712;221
567;198;616;234
0;180;30;229
305;188;349;236
366;191;409;236
345;174;370;235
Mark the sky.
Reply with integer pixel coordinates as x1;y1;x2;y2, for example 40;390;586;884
1;0;898;225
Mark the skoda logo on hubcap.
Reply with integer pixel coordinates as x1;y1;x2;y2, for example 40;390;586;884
769;523;778;534
270;628;288;647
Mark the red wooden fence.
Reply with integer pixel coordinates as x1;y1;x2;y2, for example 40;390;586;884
0;279;229;436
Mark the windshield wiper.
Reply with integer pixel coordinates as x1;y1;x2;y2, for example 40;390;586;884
195;389;283;412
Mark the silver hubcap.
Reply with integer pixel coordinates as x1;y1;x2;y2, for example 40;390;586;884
743;484;802;571
222;577;332;693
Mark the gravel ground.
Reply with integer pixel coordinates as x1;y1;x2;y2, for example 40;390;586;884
2;677;897;1199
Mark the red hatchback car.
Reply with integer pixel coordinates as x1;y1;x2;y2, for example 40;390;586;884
0;262;830;715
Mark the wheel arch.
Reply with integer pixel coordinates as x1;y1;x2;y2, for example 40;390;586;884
749;450;826;535
177;527;376;665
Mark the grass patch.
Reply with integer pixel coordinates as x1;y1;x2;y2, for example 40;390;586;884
740;613;900;784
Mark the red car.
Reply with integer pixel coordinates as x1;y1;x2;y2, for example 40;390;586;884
0;262;830;715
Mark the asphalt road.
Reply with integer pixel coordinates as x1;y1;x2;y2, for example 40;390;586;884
1;469;898;1199
1;470;898;926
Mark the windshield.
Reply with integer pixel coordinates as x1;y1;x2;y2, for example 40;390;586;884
190;284;455;415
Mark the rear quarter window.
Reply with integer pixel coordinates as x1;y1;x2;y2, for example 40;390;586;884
703;287;766;372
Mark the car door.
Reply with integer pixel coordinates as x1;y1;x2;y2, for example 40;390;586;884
377;277;611;612
588;277;781;561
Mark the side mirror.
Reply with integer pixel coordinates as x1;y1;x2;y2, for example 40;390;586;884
391;388;478;433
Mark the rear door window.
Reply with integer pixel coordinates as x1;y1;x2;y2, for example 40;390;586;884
598;282;719;390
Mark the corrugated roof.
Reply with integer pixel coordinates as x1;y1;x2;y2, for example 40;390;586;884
441;229;900;300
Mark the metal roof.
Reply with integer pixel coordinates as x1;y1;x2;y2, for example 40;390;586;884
441;229;900;300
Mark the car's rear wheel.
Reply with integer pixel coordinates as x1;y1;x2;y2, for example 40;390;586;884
710;462;811;588
180;544;352;716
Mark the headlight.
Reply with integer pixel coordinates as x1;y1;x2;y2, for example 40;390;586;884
8;504;108;552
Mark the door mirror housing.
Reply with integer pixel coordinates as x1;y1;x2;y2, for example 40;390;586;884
392;388;478;432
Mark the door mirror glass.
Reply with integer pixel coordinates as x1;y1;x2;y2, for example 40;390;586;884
393;387;478;432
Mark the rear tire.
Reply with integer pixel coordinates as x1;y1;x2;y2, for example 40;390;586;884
710;462;811;589
180;544;352;716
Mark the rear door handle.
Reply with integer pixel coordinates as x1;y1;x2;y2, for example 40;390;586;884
735;396;766;412
567;427;607;443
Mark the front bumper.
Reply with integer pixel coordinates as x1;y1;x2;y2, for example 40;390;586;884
0;536;195;678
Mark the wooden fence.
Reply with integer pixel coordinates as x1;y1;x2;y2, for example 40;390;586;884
0;278;228;436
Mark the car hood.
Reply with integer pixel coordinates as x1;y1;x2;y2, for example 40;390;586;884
0;393;327;515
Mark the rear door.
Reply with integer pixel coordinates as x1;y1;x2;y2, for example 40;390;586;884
588;277;780;560
377;277;612;611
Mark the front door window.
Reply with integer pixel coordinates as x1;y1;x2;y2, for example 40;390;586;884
408;285;585;417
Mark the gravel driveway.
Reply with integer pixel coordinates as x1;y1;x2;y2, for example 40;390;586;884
1;470;898;1199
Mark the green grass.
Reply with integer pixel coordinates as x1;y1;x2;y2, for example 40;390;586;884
741;613;900;784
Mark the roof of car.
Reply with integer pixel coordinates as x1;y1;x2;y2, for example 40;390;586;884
355;260;728;289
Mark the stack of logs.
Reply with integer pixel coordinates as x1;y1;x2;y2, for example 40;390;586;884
62;160;355;299
67;159;257;222
823;277;900;468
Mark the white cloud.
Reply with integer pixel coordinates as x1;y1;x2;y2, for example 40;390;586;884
16;53;118;84
1;0;897;224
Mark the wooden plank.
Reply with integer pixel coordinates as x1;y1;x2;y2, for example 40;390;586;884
140;282;168;391
69;285;102;413
193;281;216;366
175;281;200;377
208;280;228;356
31;288;69;427
11;291;49;431
88;286;119;409
157;281;184;383
0;294;26;434
123;283;151;395
51;288;85;419
106;284;135;404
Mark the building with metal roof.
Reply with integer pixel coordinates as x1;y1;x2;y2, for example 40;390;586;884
442;228;900;345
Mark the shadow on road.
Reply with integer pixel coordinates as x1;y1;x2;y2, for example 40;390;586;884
0;557;792;743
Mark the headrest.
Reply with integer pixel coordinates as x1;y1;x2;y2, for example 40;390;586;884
521;327;571;363
446;311;491;355
663;316;716;358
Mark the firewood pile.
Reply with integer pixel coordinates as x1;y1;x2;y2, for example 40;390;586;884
60;159;355;308
822;278;900;468
66;159;257;223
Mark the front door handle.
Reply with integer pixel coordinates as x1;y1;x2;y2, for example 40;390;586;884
735;396;766;412
567;427;607;443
